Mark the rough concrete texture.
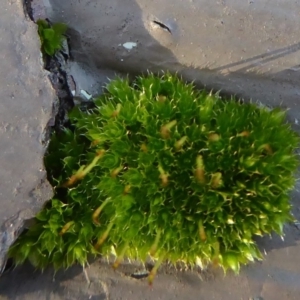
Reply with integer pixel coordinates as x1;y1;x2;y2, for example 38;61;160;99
0;0;54;270
1;0;300;299
45;0;300;122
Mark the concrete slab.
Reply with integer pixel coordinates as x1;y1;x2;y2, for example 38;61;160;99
0;0;54;271
45;0;300;121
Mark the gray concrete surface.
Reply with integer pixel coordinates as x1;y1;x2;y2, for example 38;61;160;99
0;0;54;271
45;0;300;121
1;0;300;299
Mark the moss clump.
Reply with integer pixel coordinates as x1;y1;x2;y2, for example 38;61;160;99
37;19;67;56
9;73;299;284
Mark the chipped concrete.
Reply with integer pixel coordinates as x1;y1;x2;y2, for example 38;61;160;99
0;0;54;271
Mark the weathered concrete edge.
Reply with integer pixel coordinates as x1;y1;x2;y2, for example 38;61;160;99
0;0;56;273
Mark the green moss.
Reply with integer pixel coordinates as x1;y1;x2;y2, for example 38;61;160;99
9;73;299;284
37;19;67;56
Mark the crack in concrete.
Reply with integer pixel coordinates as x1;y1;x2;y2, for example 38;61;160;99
99;279;110;300
22;0;34;21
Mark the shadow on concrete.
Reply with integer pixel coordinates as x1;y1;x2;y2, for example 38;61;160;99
210;42;300;74
0;260;107;299
254;183;300;253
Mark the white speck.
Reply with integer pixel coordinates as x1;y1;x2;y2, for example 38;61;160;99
227;218;234;224
71;90;76;96
122;42;137;50
121;59;124;61
295;118;299;125
80;89;92;100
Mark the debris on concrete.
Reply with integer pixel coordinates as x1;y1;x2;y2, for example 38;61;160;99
122;42;138;50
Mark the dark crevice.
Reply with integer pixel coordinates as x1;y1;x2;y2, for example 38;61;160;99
22;1;75;133
23;0;34;21
130;271;149;279
152;20;172;34
44;54;75;131
1;258;14;275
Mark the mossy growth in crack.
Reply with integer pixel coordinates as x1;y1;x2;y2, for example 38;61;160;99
8;73;299;284
37;19;67;57
35;18;74;134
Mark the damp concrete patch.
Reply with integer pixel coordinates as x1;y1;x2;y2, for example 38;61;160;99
0;0;55;272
